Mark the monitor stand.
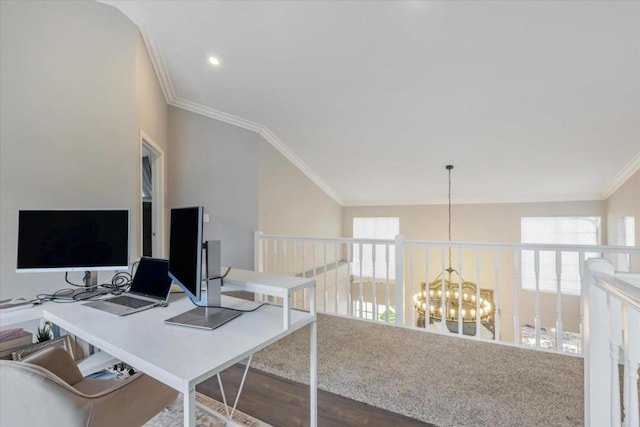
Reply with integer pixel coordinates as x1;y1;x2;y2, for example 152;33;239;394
164;305;240;330
66;271;107;300
165;241;241;330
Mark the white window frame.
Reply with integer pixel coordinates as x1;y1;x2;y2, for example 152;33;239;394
521;216;601;295
352;301;392;321
351;217;399;280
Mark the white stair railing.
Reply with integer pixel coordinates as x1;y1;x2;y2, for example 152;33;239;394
584;259;640;427
254;232;640;356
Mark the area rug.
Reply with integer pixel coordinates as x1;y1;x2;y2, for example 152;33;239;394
145;392;272;427
251;313;584;427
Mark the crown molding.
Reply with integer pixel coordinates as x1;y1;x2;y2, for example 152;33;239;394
169;97;264;133
139;25;176;103
167;97;342;204
169;97;343;204
170;99;343;205
99;1;175;102
602;150;640;199
259;128;344;205
343;193;605;207
101;0;632;209
100;0;344;206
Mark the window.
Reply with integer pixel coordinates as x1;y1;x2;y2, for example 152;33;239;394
352;301;395;323
521;217;600;295
352;217;399;279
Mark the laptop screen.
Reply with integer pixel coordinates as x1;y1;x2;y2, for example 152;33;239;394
129;257;173;300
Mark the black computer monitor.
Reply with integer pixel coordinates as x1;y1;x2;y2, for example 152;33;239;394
166;206;240;330
167;206;203;303
16;209;130;298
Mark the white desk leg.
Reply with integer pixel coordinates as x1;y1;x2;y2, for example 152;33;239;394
283;291;291;329
310;317;317;427
310;284;317;427
184;385;196;427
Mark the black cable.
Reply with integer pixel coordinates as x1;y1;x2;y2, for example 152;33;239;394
101;271;133;293
192;267;267;312
36;289;82;303
50;262;139;302
206;266;231;281
64;272;91;287
72;290;107;301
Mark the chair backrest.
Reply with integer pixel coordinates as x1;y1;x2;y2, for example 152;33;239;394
0;357;94;426
0;345;178;427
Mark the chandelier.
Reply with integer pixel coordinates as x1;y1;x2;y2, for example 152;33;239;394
413;271;494;326
413;165;494;332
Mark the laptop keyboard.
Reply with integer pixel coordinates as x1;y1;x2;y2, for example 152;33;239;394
108;295;153;309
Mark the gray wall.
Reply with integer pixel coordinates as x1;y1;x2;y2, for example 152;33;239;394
259;141;342;238
0;1;141;299
136;33;169;257
167;107;260;270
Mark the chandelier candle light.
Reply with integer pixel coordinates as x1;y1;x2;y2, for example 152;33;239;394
413;165;494;335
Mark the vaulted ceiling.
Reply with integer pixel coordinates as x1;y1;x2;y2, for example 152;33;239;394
104;0;640;206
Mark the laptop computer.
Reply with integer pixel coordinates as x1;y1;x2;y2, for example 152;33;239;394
84;257;173;316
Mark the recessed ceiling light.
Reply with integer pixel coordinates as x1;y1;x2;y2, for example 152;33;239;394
208;56;220;67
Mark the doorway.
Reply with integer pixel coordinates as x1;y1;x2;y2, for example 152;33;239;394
141;132;165;258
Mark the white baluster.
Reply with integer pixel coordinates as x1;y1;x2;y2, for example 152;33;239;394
346;243;351;317
312;241;317;312
624;306;640;427
556;251;563;352
334;241;339;314
409;246;415;327
514;250;520;346
534;250;541;349
292;241;297;307
323;242;327;312
261;237;267;274
422;246;427;330
359;243;364;319
394;235;405;327
630;253;639;272
282;240;287;274
579;252;586;355
272;240;277;274
494;249;500;342
608;295;622;427
254;231;262;272
372;243;377;321
385;244;390;323
475;248;481;338
302;241;307;310
263;239;268;273
441;247;447;333
457;249;463;335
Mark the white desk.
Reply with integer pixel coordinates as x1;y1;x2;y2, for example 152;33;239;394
223;268;315;329
1;271;317;427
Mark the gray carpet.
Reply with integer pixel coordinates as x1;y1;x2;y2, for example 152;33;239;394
252;313;583;427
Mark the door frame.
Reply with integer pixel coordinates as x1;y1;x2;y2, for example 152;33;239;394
140;130;165;258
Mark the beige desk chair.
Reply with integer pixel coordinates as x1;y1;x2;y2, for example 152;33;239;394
0;345;177;427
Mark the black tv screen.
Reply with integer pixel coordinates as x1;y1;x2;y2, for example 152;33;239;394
16;209;129;272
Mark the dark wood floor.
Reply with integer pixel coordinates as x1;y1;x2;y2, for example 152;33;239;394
197;364;433;427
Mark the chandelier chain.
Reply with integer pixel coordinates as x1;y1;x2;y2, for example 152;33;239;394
447;165;453;271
